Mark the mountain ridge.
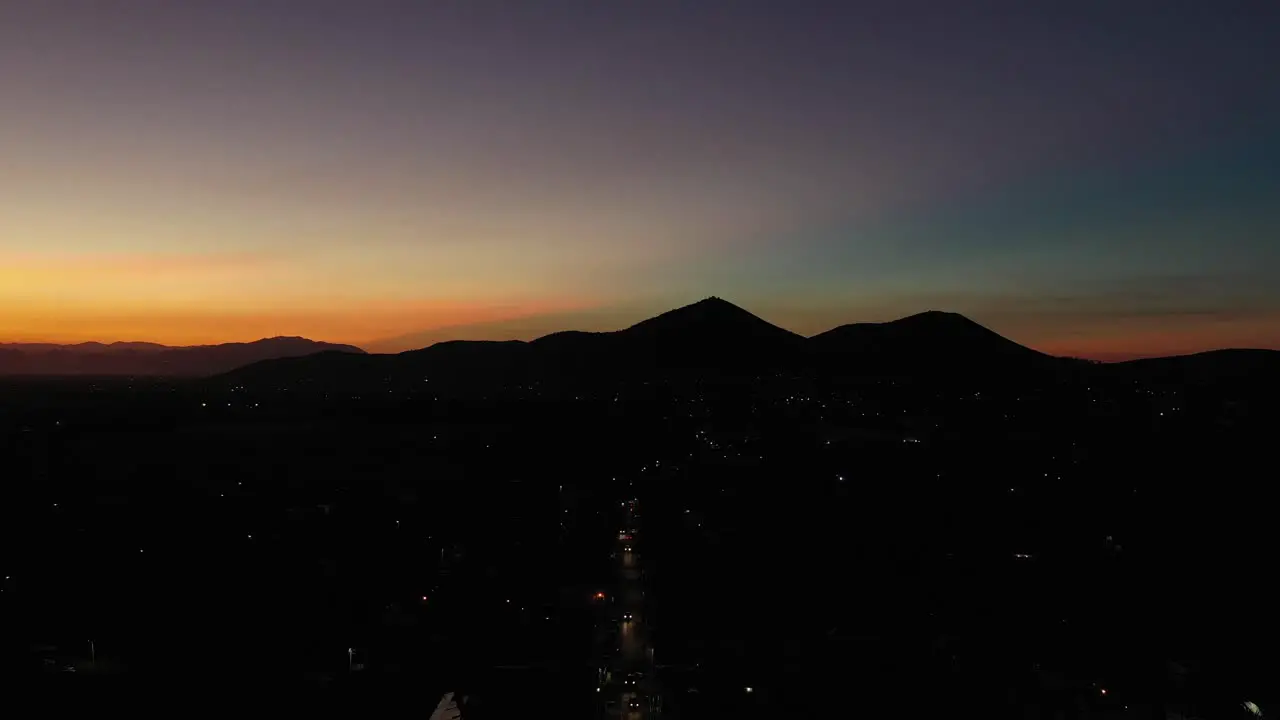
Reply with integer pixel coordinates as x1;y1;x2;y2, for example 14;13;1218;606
219;296;1279;388
0;337;366;376
217;296;1223;388
8;298;1275;381
0;336;364;353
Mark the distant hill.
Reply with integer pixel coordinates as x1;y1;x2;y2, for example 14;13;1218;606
399;339;534;384
0;337;366;376
1110;348;1280;392
807;310;1057;377
0;341;170;354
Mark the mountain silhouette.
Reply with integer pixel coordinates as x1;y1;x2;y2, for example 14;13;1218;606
618;296;806;369
224;299;1046;387
0;341;166;355
808;310;1054;376
1112;348;1280;392
166;297;1274;390
623;297;800;342
398;339;534;385
0;337;365;376
524;297;805;376
371;297;805;383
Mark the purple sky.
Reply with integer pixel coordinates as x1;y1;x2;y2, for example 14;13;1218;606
2;1;1277;357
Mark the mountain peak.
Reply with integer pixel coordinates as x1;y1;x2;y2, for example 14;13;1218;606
895;310;972;324
690;295;736;309
608;297;805;372
892;311;997;335
625;296;789;334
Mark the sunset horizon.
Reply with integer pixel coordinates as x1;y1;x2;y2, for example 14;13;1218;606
2;293;1271;363
5;3;1278;710
3;2;1276;361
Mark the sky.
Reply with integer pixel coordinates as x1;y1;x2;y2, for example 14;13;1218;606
2;1;1277;359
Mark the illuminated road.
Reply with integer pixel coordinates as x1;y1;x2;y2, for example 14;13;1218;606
598;499;657;718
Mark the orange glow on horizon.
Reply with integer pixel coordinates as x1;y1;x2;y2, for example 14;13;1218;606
0;297;598;349
1031;316;1280;361
0;245;617;350
5;303;1273;358
3;251;1274;357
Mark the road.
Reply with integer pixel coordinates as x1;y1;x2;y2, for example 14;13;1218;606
597;497;658;718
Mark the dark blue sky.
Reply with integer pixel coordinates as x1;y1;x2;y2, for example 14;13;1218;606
2;1;1277;356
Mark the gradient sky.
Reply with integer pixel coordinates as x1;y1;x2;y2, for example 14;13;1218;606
3;1;1278;358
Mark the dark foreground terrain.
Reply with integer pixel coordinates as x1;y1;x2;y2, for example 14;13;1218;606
2;306;1277;717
